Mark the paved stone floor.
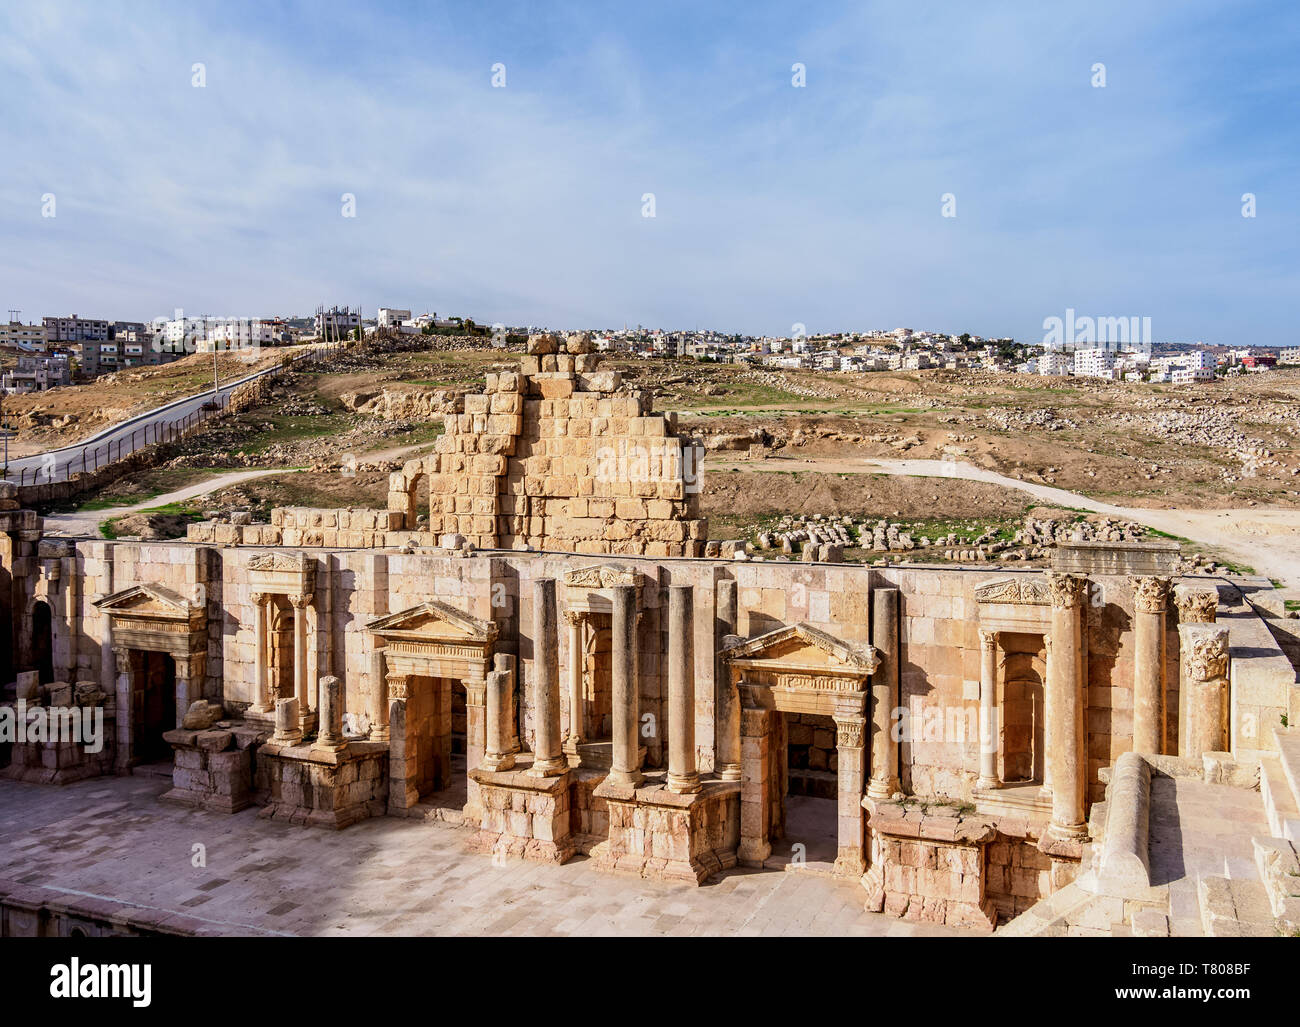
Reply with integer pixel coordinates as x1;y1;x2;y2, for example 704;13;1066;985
0;776;970;937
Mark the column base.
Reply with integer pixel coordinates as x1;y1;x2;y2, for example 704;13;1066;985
528;756;568;777
604;768;645;788
273;729;303;746
975;776;1000;791
717;763;742;782
369;727;389;743
866;777;900;800
833;849;866;878
481;752;516;772
1047;819;1088;842
737;838;772;867
666;771;702;795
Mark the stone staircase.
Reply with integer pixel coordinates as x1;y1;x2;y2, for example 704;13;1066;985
1259;725;1300;843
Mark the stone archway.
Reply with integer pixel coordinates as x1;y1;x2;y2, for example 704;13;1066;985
721;623;878;877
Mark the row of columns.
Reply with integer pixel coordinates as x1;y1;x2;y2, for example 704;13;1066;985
510;578;702;794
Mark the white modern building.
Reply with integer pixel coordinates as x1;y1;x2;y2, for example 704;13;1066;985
1072;348;1116;378
377;308;412;328
1038;352;1073;375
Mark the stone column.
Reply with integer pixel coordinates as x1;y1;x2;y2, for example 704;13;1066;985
1130;576;1170;755
737;698;775;865
290;593;313;729
274;695;302;744
250;592;270;712
867;587;900;799
666;584;700;794
482;668;516;771
977;628;1000;790
1039;633;1053;799
1174;586;1217;758
1046;572;1088;840
564;610;585;757
368;648;389;742
714;579;742;781
1179;624;1230;760
313;675;345;752
832;704;867;876
113;646;133;769
530;578;566;776
608;582;643;788
386;673;416;812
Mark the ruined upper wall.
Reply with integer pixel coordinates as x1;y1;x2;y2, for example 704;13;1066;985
387;333;708;556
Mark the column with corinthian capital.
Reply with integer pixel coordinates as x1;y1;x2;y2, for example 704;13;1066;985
1130;576;1170;755
1046;571;1089;840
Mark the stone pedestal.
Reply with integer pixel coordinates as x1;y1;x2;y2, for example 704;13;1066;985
257;739;389;829
161;722;268;813
274;696;302;745
469;759;575;863
482;668;516;772
590;778;740;884
312;675;346;753
861;797;998;932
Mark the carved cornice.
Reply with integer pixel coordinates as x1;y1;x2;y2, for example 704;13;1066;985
973;577;1050;606
1046;571;1089;610
1129;575;1171;614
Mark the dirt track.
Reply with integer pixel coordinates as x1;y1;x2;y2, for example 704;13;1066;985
724;454;1300;592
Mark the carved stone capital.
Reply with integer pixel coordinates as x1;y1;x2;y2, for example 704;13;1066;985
978;628;1000;649
563;609;585;628
1181;625;1229;682
288;592;314;610
386;673;411;700
1046;571;1089;610
1174;585;1218;624
834;715;866;749
1129;575;1171;614
249;591;267;606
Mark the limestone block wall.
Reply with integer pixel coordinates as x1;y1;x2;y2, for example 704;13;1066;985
384;367;707;555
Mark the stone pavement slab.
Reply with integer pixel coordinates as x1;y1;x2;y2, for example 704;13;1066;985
0;776;971;937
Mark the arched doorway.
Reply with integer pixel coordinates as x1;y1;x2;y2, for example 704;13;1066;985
31;600;54;685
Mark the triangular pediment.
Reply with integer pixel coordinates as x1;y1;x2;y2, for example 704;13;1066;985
722;622;878;676
366;601;497;643
94;583;195;618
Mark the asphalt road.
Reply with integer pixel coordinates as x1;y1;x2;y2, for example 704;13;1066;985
3;346;322;485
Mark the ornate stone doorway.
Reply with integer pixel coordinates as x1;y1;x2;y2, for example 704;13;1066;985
366;601;498;823
722;623;878;877
94;584;208;770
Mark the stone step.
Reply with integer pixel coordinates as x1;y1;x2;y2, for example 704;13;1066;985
1259;754;1300;842
1273;725;1300;812
1251;836;1300;929
1197;874;1283;937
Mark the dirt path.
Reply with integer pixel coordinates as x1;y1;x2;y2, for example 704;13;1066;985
42;468;302;537
726;454;1300;593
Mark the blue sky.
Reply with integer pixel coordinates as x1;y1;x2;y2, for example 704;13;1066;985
1;0;1297;342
